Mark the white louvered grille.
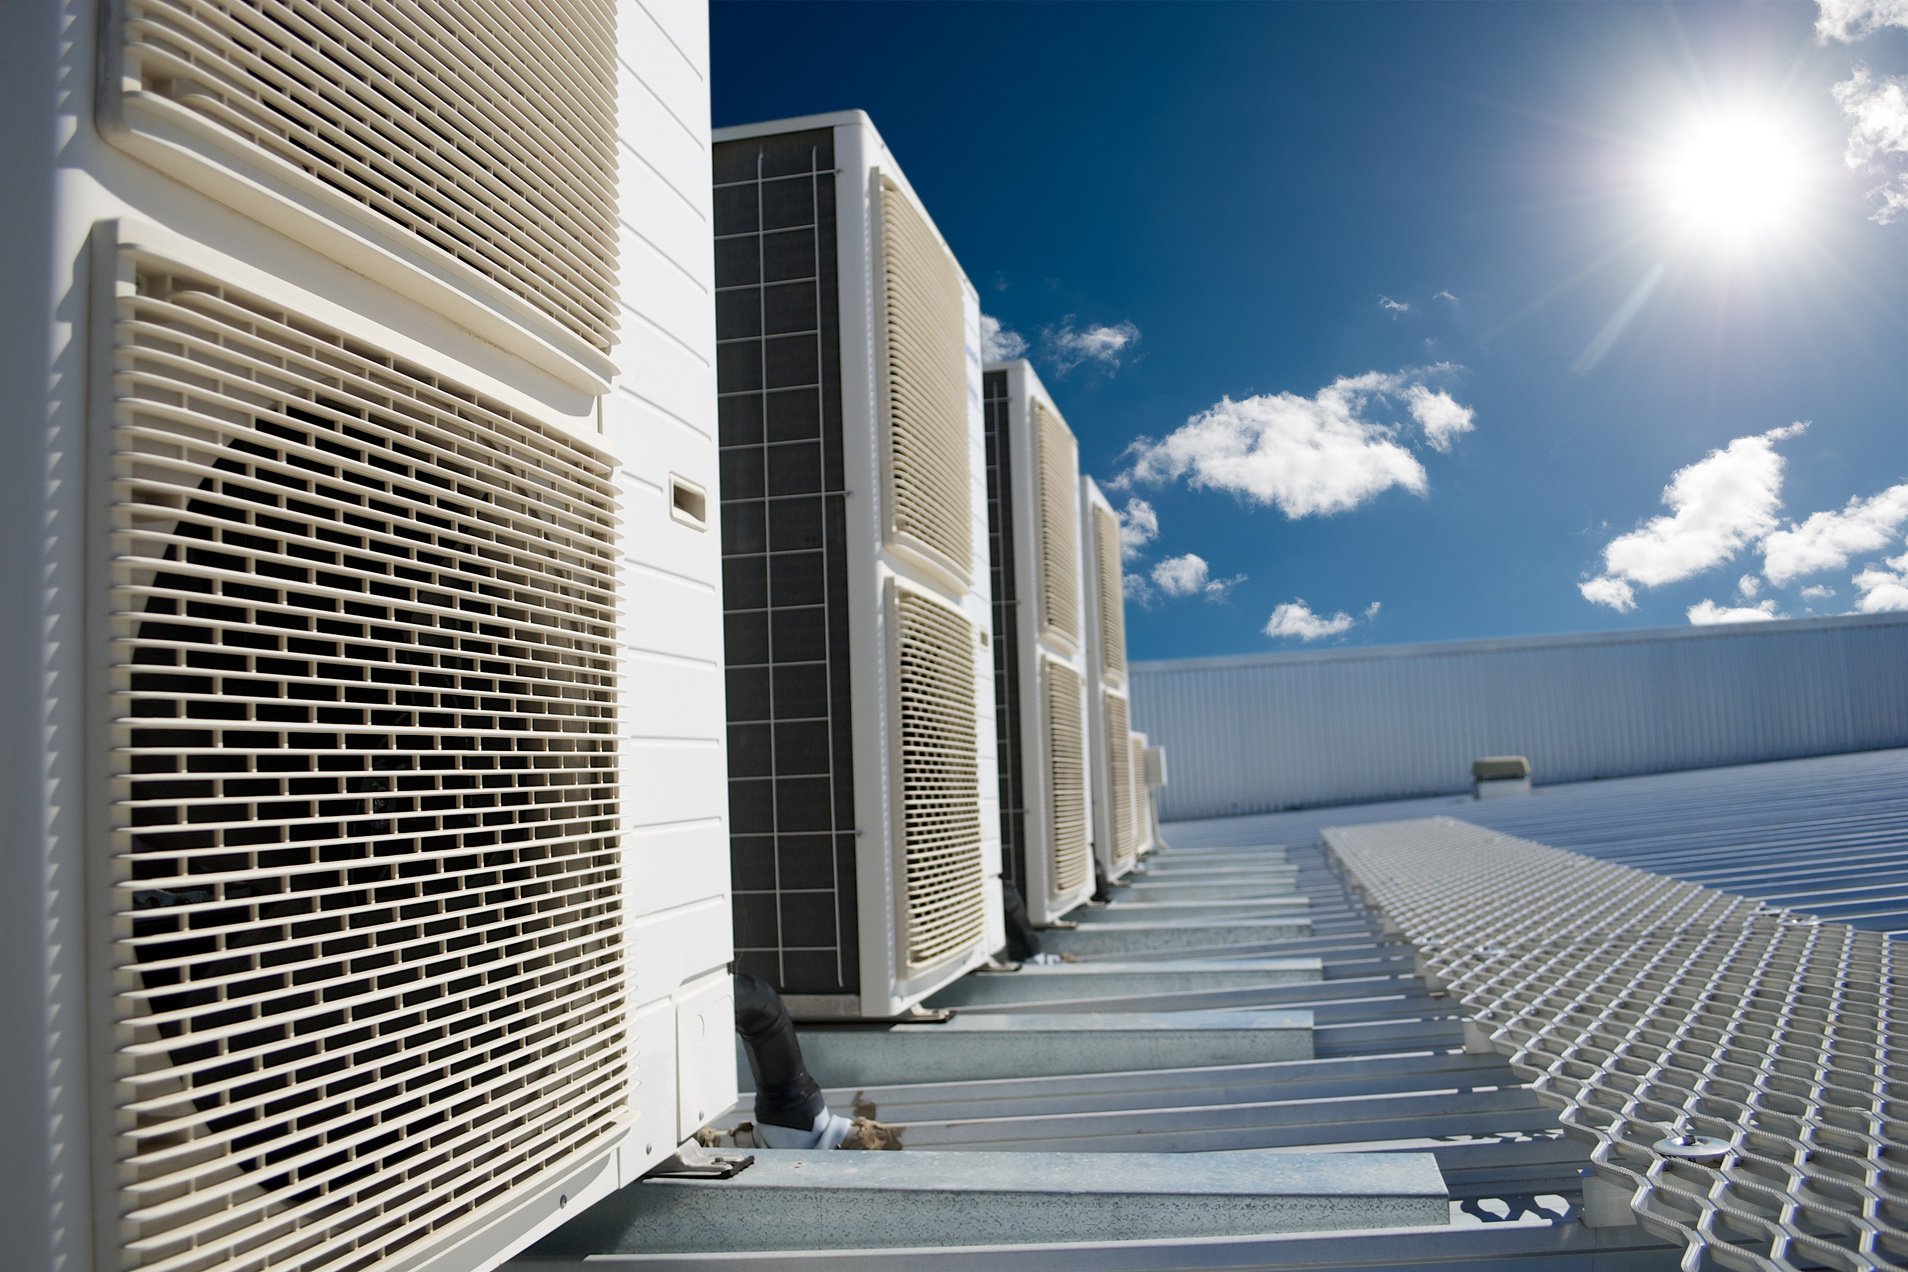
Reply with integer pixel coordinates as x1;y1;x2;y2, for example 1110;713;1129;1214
1044;662;1089;900
1105;692;1135;869
108;256;627;1272
113;0;620;353
1129;734;1149;850
1033;403;1080;646
893;590;986;969
879;177;971;584
1092;503;1126;684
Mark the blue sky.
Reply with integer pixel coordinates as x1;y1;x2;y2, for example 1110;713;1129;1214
711;1;1908;662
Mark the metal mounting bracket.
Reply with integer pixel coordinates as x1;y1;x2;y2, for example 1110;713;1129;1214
646;1142;754;1181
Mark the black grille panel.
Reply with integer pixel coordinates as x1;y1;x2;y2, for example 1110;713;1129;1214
715;130;861;996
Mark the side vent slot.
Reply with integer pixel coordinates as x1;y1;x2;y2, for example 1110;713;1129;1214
107;254;627;1271
878;175;971;585
1034;403;1080;646
1093;503;1127;684
1105;692;1135;869
892;589;986;969
109;0;621;353
670;474;709;530
1044;661;1089;900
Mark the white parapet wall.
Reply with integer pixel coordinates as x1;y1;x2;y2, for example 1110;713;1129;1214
1131;614;1908;819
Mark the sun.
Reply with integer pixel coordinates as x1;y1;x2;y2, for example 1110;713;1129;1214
1655;110;1810;248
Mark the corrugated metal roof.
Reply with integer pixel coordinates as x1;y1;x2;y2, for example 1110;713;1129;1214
1129;614;1908;818
516;747;1904;1269
1176;747;1908;937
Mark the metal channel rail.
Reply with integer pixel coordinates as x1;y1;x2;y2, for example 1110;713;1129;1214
530;835;1686;1269
1328;817;1907;1272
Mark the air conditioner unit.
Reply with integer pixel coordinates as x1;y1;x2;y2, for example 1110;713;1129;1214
1130;729;1159;856
10;3;734;1269
712;112;1004;1020
1080;477;1138;882
981;361;1095;926
1143;742;1170;849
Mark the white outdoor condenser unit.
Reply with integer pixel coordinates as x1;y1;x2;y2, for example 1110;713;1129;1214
1143;741;1170;849
711;112;1004;1020
982;361;1095;926
1130;730;1158;856
8;3;735;1270
1080;477;1138;882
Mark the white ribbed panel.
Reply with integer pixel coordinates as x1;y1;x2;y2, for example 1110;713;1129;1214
1092;502;1125;685
1033;403;1080;647
892;589;986;969
1044;661;1089;900
1104;691;1134;870
111;0;621;353
1129;615;1908;820
107;255;626;1272
879;176;971;586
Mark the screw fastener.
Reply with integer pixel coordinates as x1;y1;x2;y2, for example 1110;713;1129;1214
1653;1134;1731;1162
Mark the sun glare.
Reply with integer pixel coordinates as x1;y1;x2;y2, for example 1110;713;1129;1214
1656;111;1809;247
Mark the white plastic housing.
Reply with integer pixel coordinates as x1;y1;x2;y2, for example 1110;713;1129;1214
986;360;1096;925
1131;730;1159;856
713;112;1004;1019
1081;476;1138;882
1143;743;1170;849
4;3;733;1270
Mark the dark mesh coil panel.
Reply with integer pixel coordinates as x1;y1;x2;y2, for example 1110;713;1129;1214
714;130;860;996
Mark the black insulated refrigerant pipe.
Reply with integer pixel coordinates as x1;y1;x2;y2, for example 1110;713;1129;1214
732;972;826;1132
1000;879;1042;962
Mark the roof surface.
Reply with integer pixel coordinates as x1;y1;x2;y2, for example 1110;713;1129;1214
517;747;1907;1269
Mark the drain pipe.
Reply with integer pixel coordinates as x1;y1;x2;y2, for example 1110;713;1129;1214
733;972;854;1150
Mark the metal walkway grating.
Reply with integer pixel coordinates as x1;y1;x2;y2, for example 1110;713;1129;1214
1327;817;1908;1272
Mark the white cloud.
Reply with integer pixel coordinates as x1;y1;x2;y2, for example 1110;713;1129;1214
1854;544;1908;612
1122;571;1158;608
1832;66;1908;223
1579;575;1638;612
1263;599;1361;641
1403;385;1475;453
1118;497;1159;560
1688;598;1782;625
1118;369;1474;519
1836;67;1908;161
1816;0;1908;41
1738;573;1762;599
1379;295;1410;314
980;313;1028;363
1801;583;1837;601
1043;317;1141;373
1761;482;1908;583
1434;290;1458;303
1363;600;1382;620
1152;554;1208;597
1150;553;1245;602
1587;423;1805;596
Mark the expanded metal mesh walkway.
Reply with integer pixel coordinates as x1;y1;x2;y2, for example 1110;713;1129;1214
1326;817;1907;1272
